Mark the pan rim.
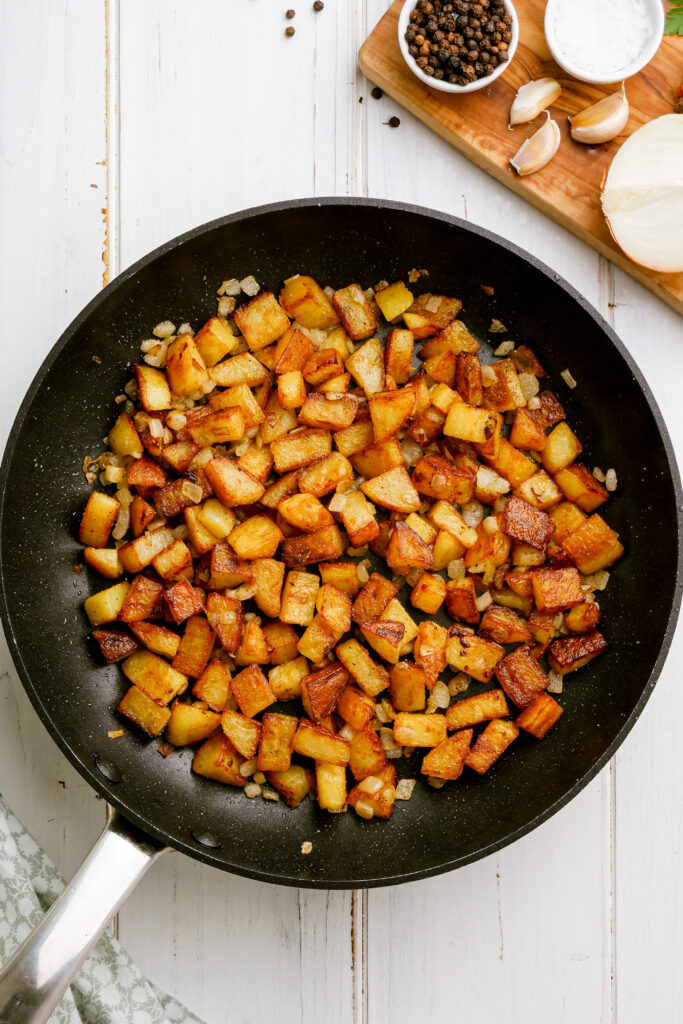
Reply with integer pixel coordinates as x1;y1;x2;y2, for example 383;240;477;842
1;195;681;889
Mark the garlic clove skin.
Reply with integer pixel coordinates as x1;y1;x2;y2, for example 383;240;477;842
570;84;629;145
509;78;562;127
510;114;561;176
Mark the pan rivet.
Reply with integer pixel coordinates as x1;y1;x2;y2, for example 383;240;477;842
93;755;122;783
191;829;222;849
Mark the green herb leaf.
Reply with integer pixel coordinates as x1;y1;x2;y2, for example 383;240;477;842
665;3;683;34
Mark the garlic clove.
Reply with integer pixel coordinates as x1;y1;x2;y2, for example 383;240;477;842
509;78;561;127
510;114;561;176
570;84;629;145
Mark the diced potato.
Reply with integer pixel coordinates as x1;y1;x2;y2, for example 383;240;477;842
332;283;378;341
277;370;307;409
316;762;347;811
162;442;199;476
108;412;143;459
166;335;209;395
273;326;316;374
251;558;285;618
412;454;475;505
480;437;536;488
515;470;563;510
122;649;188;705
153;475;209;520
266;765;315;808
269;656;309;700
278;493;334;534
549;501;587;542
554;463;608;512
257;713;299;771
259;391;298;445
389;661;428;711
204;458;265;507
301;661;350;722
405;294;463;339
361;619;405;664
393;712;447;747
351;439;404;479
542;422;583;474
193;658;232;711
152;539;194;582
483;359;526;412
84;546;123;579
374;280;414;322
129;620;180;659
454;352;483;405
348;764;396;819
428;500;477;549
335;491;378;548
130;496;157;538
262;620;299;664
233;292;290;352
445;688;509;730
195;316;238;366
235;620;271;666
298;453;354;497
385;328;414;384
293;718;350;765
565;601;601;634
164;580;206;624
119;575;163;622
334;419;375;457
346;337;385;394
348;724;388;781
336;638;390;696
228;516;282;559
445;577;480;625
118;685;171;737
446;629;504;683
135;365;171;412
238;446;273;483
279;275;340;329
127;454;167;489
316;584;352;635
282;525;346;567
166;702;220;746
432;529;466;571
205;592;244;653
187;407;245;446
548;630;608;675
380;599;418;647
230;664;276;718
531;566;584;613
502;495;554;550
479;604;532;645
297;614;338;663
271;428;332;473
260;471;300;510
510;407;547;451
465;719;519;774
337;684;375;729
92;628;141;663
385;522;432;575
207;542;253;589
299;394;358;432
516;692;564;738
369;388;415;441
405;513;437;546
414;621;448;681
192;732;245;786
209;352;270;388
464;522;511;583
422;729;473;780
510;541;547;568
560;514;624;573
495;644;548;708
280;570;320;625
79;491;121;548
444;402;499;444
423;350;456;388
303;349;345;385
84;581;131;626
361;466;420;514
410;573;446;615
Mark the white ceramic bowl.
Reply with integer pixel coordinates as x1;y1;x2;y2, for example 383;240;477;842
544;0;664;84
397;0;520;94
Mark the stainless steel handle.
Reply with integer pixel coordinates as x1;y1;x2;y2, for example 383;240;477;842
0;811;167;1024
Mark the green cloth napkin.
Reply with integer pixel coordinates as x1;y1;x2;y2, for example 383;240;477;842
0;796;206;1024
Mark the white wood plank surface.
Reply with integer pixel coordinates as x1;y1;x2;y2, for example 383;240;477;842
0;1;682;1022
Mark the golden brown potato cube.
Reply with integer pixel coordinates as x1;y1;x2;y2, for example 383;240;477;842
361;620;405;664
542;422;583;474
237;447;273;485
345;337;385;394
123;649;188;705
230;664;276;718
84;546;123;580
548;630;608;675
318;372;351;395
282;525;345;567
207;542;253;589
514;470;563;511
168;615;214;678
278;493;334;534
302;661;350;722
531;566;584;613
393;712;447;747
432;529;466;571
560;513;624;573
248;558;283;619
205;592;243;653
447;628;504;683
444;402;499;445
84;581;131;627
266;765;315;808
259;391;298;445
298;453;354;497
386;522;434;575
92;628;141;664
554;463;608;512
528;610;556;644
374;280;414;322
335;491;378;548
479;605;532;645
299;394;357;432
271;428;332;473
152;539;194;583
348;765;396;820
256;713;298;772
164;581;206;624
162;442;199;476
412;454;475;505
495;644;548;708
262;620;299;664
127;454;167;489
404;513;437;546
370;519;392;561
445;688;509;730
108;411;143;459
408;406;448;447
410;573;446;615
379;597;419;643
280;570;320;626
529;390;565;430
445;577;480;625
228;516;282;560
316;762;347;812
316;584;352;635
297;614;338;663
515;692;564;738
369;388;416;441
350;439;404;479
414;621;448;681
510;407;547;451
405;294;463;338
565;601;601;634
204;458;265;507
279;274;340;329
483;359;526;412
336;638;390;696
336;684;375;730
301;350;344;388
481;437;536;488
260;473;299;512
454;352;483;405
349;725;388;781
272;326;315;375
135;364;172;412
79;491;120;548
332;283;378;341
233;292;290;352
187;407;245;446
193;658;231;711
334;419;375;457
429;382;458;416
152;475;207;521
385;328;414;385
502;495;554;550
389;661;428;711
209;352;270;388
277;370;307;409
465;719;519;774
192;732;245;786
166;701;220;746
293;718;350;766
361;466;420;514
166;334;209;396
422;729;473;780
428;500;478;549
464;522;511;582
549;501;587;542
195;316;237;366
268;655;309;700
423;350;457;388
118;685;171;737
235;620;271;666
184;506;220;556
129;620;180;659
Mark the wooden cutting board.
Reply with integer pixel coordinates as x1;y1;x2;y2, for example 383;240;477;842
359;0;683;315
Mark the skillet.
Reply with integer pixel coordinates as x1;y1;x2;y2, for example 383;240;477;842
0;197;680;1023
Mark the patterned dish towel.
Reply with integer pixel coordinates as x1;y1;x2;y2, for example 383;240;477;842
0;795;205;1024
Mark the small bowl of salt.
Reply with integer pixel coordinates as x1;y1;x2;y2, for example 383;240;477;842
544;0;664;84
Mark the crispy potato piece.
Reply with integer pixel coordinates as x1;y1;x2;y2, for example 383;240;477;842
361;466;420;514
380;599;418;646
262;620;299;664
336;638;390;696
347;765;396;819
164;580;205;624
444;402;500;445
393;712;447;747
510;407;547;451
122;649;188;705
293;718;350;765
351;439;404;479
235;620;271;666
531;390;565;429
84;546;123;579
119;575;163;622
465;719;519;774
412;454;475;505
332;284;378;341
432;529;466;571
542;422;583;474
135;365;172;412
210;352;270;388
166;335;209;395
272;326;316;375
348;724;388;782
205;592;243;653
303;348;345;386
84;581;131;626
455;352;483;405
422;729;473;780
257;713;299;771
565;601;601;634
554;463;608;512
334;419;375;457
108;412;143;459
280;570;320;626
515;692;564;738
385;328;414;384
193;658;232;711
515;470;563;510
446;628;504;683
118;686;171;737
479;604;532;645
387;521;434;574
192;732;245;786
233;292;290;351
228;516;282;559
389;661;428;711
166;702;220;746
186;407;245;446
277;370;307;409
130;496;157;538
302;662;350;722
549;501;588;545
414;621;448;682
299;394;357;431
445;688;509;730
266;765;315;808
531;566;584;613
369;388;416;441
206;542;253;589
129;620;180;659
204;458;265;507
259;391;298;444
79;491;121;548
361;619;405;664
481;437;536;488
248;558;284;619
152;538;193;582
445;577;480;625
316;584;352;635
298;453;354;496
338;491;379;548
282;525;345;567
271;429;332;473
483;359;526;412
337;684;375;730
423;349;457;387
428;500;478;549
464;522;511;583
268;656;309;700
405;294;463;338
374;280;414;321
230;664;276;718
352;573;401;625
410;573;446;615
195;316;238;366
316;762;347;812
502;496;554;550
495;644;549;708
92;628;141;663
548;630;608;675
278;493;334;534
279;274;339;329
560;514;624;573
346;337;385;394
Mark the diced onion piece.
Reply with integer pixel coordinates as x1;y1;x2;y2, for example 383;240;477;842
605;468;617;492
395;779;416;801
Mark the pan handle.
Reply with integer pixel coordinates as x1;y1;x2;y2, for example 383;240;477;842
0;810;167;1024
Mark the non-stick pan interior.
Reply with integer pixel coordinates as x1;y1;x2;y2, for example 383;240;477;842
0;198;680;887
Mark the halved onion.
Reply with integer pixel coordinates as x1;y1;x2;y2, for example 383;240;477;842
601;114;683;274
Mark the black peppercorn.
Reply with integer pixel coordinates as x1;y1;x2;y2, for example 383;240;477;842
409;43;419;55
285;25;295;35
371;86;383;99
484;62;495;74
286;8;295;17
313;0;324;9
434;68;445;79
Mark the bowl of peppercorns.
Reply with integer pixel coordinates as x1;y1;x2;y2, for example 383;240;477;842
399;0;519;93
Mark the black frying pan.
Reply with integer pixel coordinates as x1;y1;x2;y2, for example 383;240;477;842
0;199;680;1022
